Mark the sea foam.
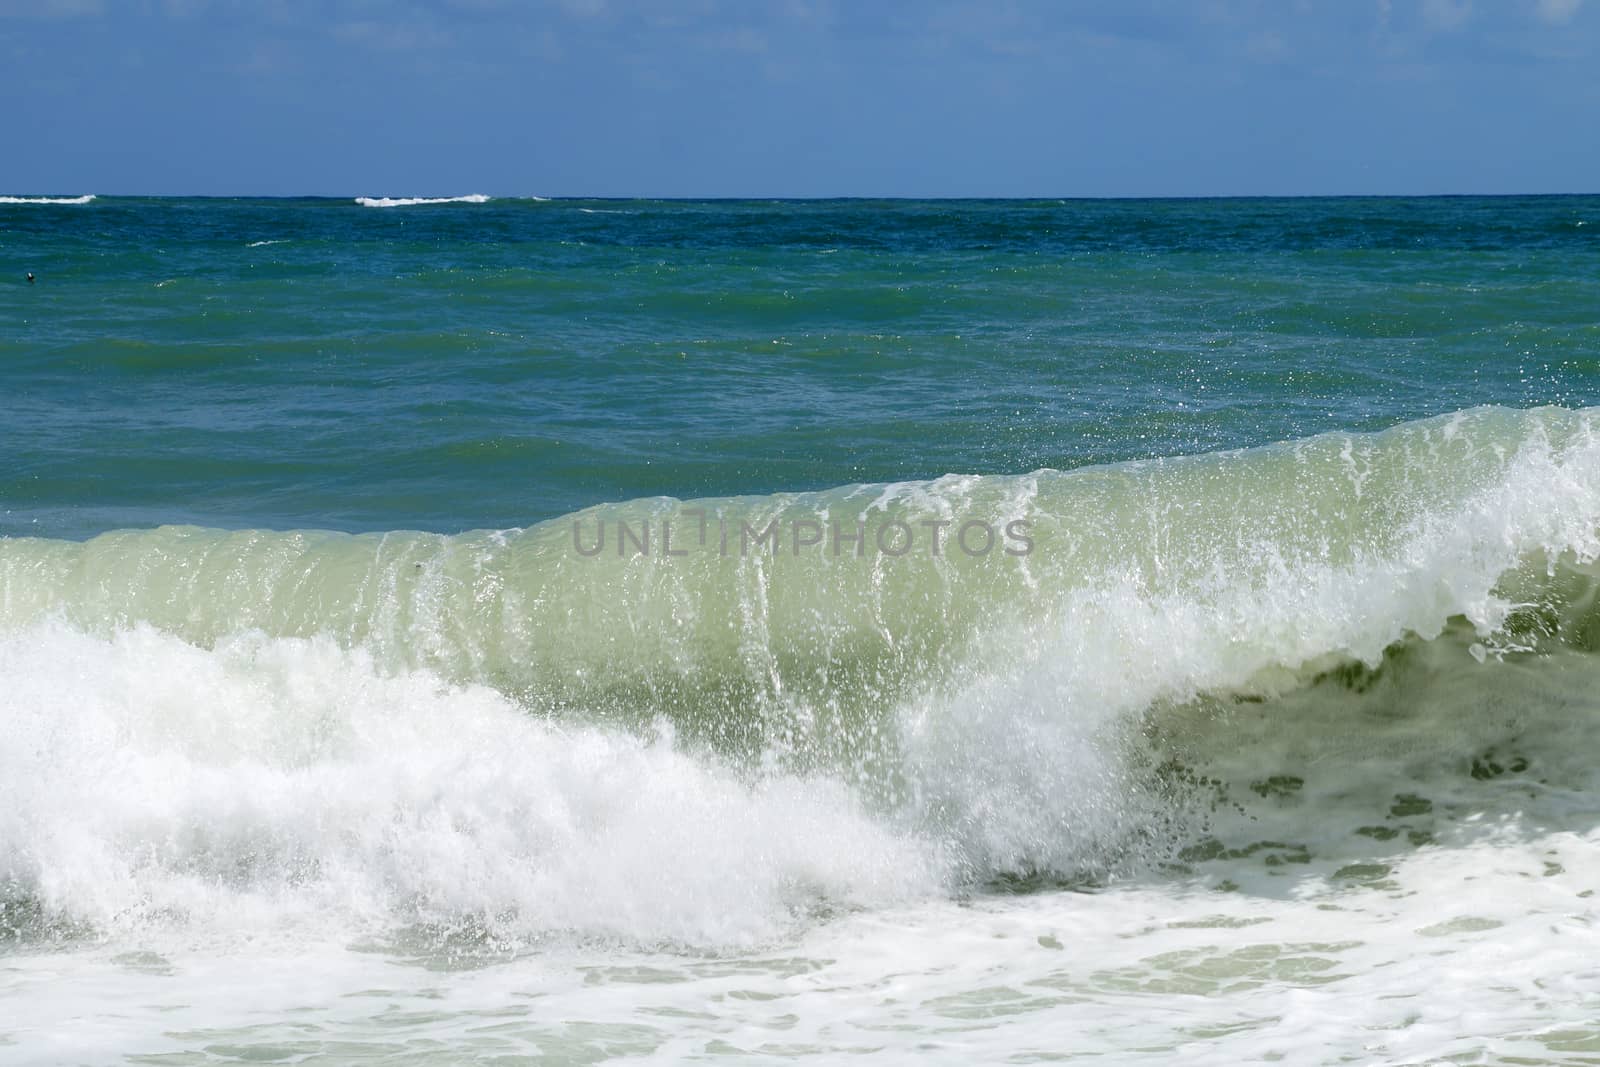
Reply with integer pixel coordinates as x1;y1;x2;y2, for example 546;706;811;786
0;623;937;948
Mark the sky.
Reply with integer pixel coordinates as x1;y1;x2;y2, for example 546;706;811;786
2;0;1597;198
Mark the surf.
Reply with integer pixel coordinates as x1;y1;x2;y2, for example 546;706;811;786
4;405;1600;947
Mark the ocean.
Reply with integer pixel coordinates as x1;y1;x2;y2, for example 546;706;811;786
2;193;1599;1064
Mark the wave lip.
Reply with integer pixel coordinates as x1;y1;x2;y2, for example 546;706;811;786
354;194;491;207
0;194;95;205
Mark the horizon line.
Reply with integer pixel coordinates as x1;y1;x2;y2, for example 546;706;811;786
5;191;1599;203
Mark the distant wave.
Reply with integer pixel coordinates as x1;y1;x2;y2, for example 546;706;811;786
0;194;95;205
355;194;491;208
246;239;288;247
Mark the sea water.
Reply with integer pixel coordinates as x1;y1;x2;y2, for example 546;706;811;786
2;195;1600;1064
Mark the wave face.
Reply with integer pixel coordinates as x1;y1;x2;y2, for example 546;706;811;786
354;194;491;207
0;194;95;204
4;405;1600;947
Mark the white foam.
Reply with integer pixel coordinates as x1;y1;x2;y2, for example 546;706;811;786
0;194;95;205
355;194;491;207
246;239;286;247
10;823;1600;1064
893;410;1600;873
0;623;938;949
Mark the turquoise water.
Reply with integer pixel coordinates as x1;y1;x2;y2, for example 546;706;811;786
5;195;1596;536
3;195;1600;1065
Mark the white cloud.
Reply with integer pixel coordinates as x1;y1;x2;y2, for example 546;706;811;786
702;25;766;54
1421;0;1472;30
1535;0;1582;23
0;0;104;17
1244;29;1290;63
333;18;450;51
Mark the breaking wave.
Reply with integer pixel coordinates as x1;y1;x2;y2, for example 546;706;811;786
4;405;1600;948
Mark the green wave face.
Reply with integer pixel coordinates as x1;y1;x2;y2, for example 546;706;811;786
5;404;1598;692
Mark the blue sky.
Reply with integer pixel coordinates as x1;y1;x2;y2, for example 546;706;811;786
2;0;1596;197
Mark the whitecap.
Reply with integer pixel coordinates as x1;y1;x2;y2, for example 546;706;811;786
0;194;95;205
355;194;491;207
